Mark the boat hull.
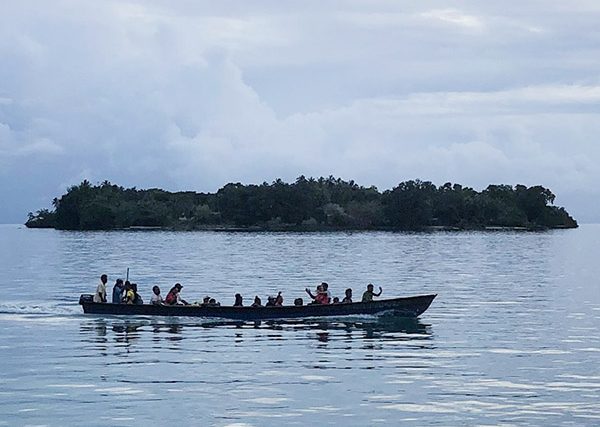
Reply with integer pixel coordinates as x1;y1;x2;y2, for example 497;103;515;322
79;294;436;320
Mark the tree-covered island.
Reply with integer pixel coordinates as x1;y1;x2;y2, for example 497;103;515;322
25;177;578;231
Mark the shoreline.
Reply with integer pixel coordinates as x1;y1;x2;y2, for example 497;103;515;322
24;224;578;232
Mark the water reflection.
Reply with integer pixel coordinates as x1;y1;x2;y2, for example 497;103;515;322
80;317;432;347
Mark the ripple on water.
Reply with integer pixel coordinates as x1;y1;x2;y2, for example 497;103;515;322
0;226;599;425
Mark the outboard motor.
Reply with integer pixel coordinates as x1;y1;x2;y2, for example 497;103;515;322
79;294;94;305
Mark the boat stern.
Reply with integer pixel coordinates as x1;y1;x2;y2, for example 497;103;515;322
79;294;94;305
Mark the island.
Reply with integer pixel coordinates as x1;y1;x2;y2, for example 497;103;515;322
25;177;578;231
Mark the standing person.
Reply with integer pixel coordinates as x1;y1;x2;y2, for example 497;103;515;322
361;283;382;302
112;279;124;304
151;286;164;305
93;274;108;303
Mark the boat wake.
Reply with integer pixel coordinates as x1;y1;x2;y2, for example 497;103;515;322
0;302;80;318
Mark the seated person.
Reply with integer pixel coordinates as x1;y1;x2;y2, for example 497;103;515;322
306;282;331;304
165;283;189;305
332;297;340;304
361;283;382;302
123;282;135;305
233;293;243;307
306;284;327;304
151;285;164;305
294;298;303;306
199;296;211;307
132;283;143;305
315;285;330;305
208;298;220;307
112;279;124;304
251;296;262;307
275;291;283;306
265;296;276;307
322;282;331;303
342;288;353;304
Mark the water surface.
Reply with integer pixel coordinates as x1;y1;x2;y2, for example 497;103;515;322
0;225;599;426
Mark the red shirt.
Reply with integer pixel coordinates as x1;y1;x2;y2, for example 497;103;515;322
315;292;329;304
165;290;177;305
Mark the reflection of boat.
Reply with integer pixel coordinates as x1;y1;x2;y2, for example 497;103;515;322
81;317;432;344
79;294;436;321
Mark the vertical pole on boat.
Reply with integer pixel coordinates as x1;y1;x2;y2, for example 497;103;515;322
126;268;129;282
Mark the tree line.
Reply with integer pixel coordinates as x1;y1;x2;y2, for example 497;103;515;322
25;177;578;230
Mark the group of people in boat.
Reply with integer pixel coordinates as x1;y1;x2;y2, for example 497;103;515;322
93;275;384;307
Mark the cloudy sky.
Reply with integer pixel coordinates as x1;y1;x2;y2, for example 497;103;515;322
1;1;599;223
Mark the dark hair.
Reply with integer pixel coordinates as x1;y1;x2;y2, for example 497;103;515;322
116;279;124;285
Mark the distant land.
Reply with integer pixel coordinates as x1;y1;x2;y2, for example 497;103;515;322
25;177;578;231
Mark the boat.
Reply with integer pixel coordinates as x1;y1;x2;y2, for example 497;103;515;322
78;294;436;321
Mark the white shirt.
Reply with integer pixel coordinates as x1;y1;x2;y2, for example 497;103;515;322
151;293;163;305
93;281;107;303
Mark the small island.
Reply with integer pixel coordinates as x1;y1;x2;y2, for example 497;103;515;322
25;177;578;231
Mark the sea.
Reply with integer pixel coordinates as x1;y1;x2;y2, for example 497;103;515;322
0;224;599;426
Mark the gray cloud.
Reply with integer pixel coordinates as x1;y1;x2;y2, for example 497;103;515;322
1;1;599;222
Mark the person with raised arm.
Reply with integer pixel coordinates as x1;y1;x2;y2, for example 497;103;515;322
361;283;382;302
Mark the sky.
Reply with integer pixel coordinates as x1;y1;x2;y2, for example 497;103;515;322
1;1;599;223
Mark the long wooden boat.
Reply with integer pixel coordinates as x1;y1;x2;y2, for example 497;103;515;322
79;294;436;321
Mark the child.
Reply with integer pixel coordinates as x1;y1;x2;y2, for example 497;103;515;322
151;285;164;305
342;288;353;304
361;283;382;302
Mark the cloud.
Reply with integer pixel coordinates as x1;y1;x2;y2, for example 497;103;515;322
419;9;485;31
1;1;600;222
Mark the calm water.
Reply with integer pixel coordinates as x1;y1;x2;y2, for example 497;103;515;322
0;224;599;426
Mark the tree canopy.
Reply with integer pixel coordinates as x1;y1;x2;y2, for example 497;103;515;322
25;177;578;231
